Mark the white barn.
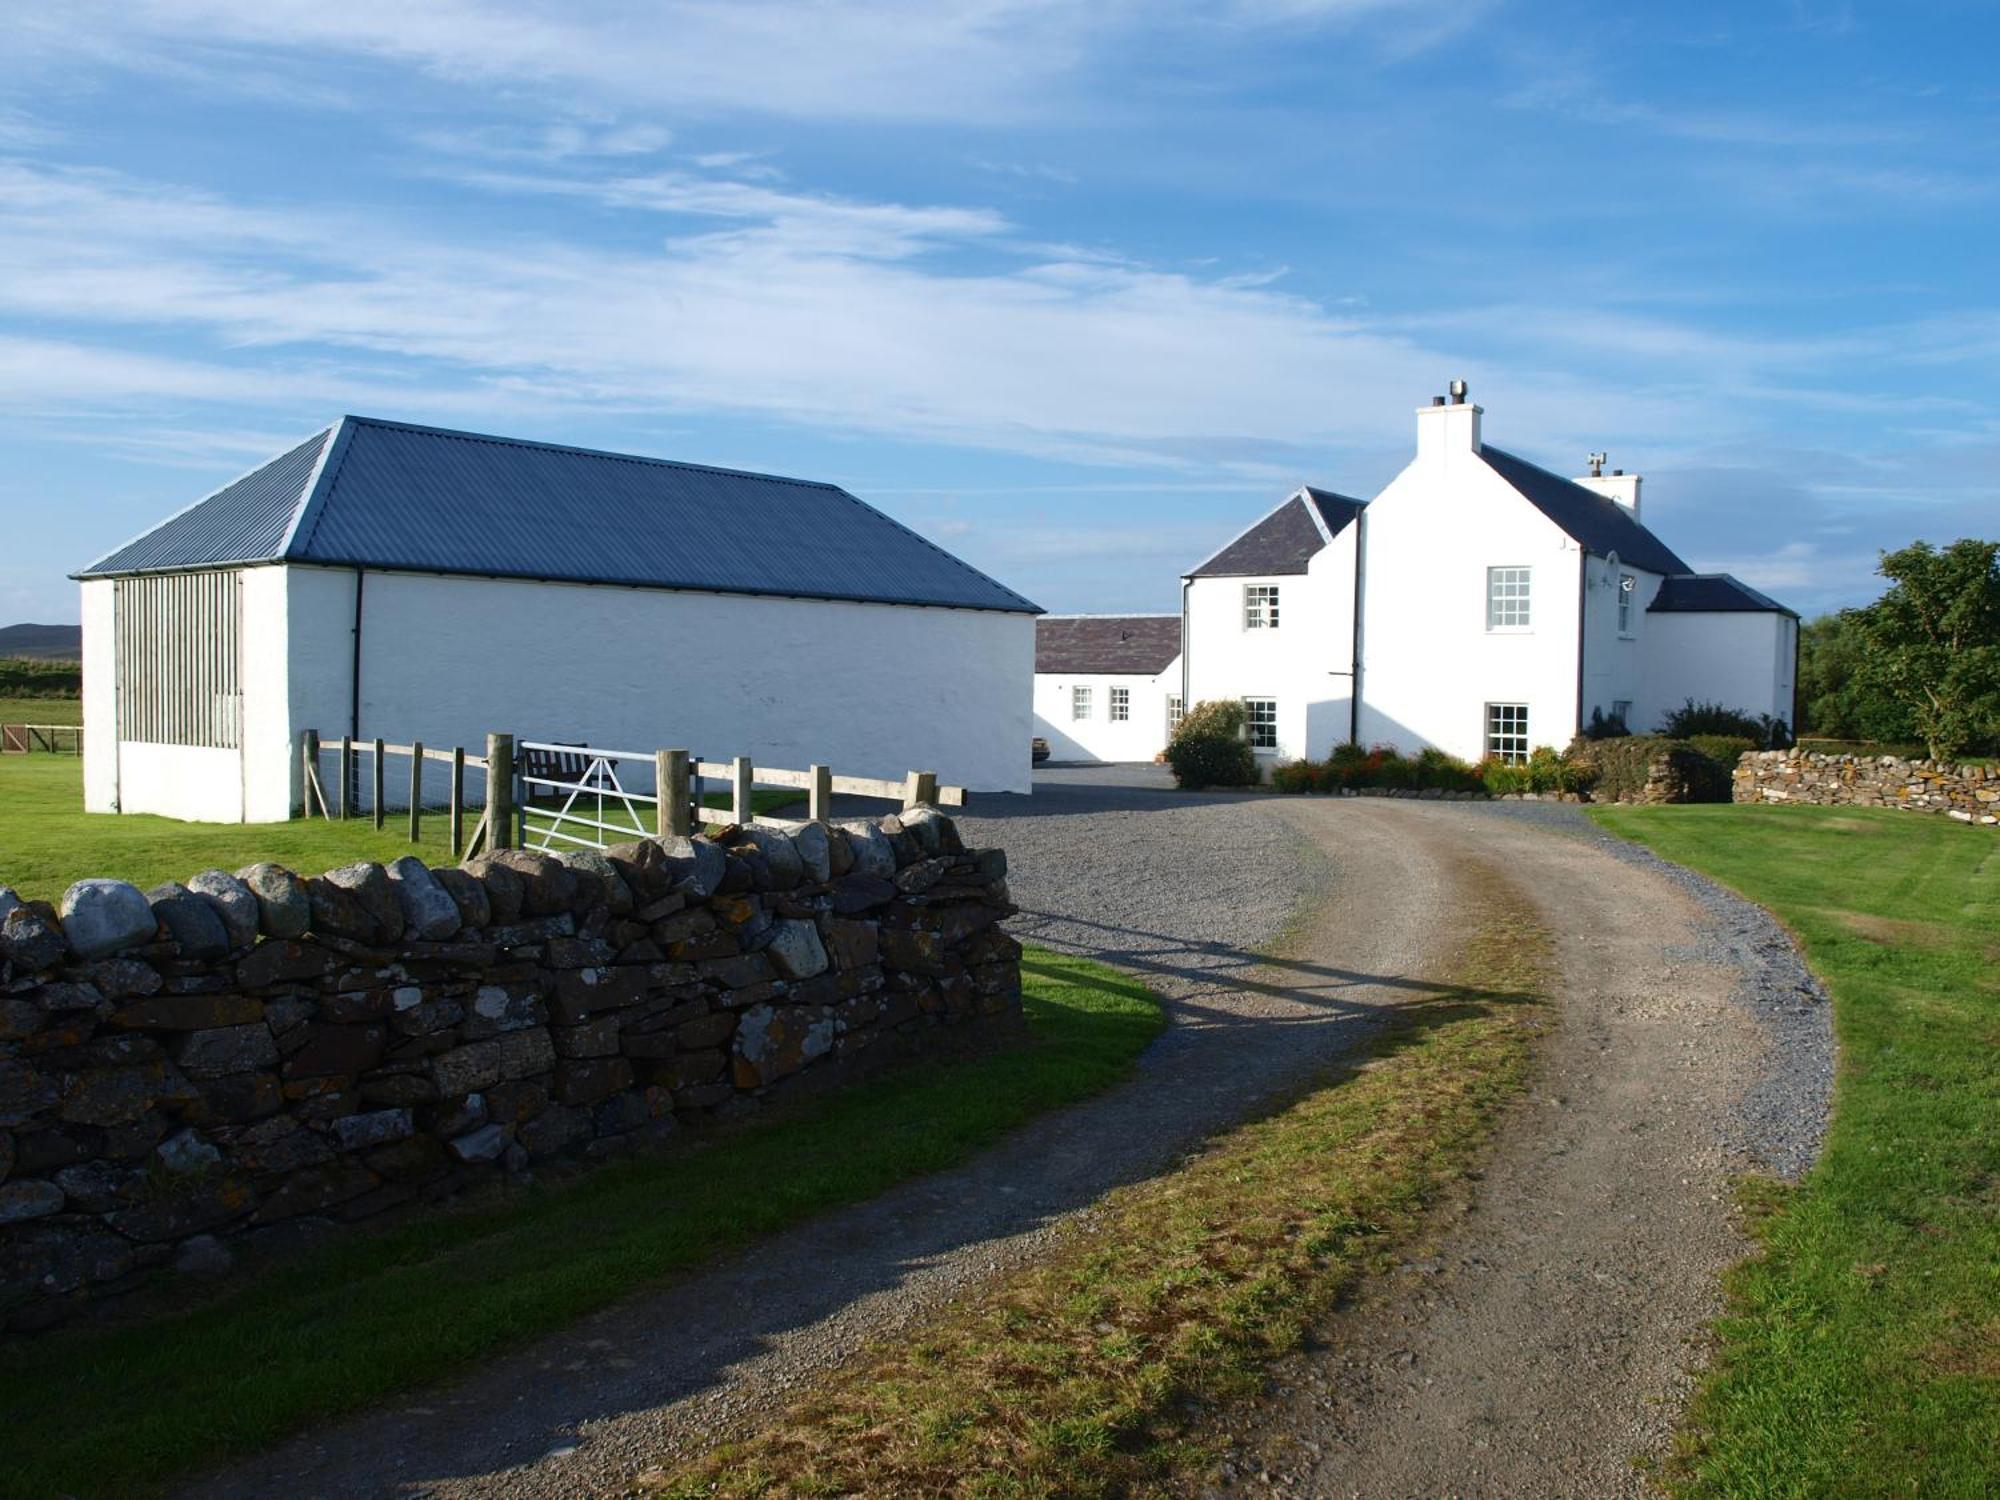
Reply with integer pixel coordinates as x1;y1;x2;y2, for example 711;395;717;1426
76;416;1040;822
1035;382;1798;767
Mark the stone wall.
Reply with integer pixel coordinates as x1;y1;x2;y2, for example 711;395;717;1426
0;809;1020;1327
1735;749;2000;824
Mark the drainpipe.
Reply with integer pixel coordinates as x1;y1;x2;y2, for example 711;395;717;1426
348;568;364;807
1574;550;1588;739
1349;510;1366;745
1179;577;1191;717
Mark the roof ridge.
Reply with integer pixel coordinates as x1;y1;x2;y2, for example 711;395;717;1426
338;414;845;494
1039;611;1180;620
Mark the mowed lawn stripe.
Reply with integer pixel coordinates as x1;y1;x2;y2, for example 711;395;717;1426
1589;803;2000;1499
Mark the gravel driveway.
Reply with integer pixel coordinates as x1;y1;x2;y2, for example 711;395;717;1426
186;779;1831;1500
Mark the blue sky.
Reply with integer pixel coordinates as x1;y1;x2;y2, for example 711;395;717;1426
2;0;1995;623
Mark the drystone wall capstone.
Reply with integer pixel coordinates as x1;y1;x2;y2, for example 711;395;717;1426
1735;749;1999;824
0;809;1020;1327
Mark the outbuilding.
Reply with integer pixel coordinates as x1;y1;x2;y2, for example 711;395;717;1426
1031;614;1182;763
76;416;1041;822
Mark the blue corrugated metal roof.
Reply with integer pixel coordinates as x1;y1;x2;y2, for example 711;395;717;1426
1649;573;1798;617
1479;446;1691;577
76;416;1040;614
78;427;332;577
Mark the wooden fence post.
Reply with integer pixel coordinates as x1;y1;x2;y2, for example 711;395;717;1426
372;738;386;830
449;747;465;859
659;750;691;839
300;729;320;819
408;741;423;843
731;756;753;826
903;770;938;810
338;737;354;820
488;733;514;850
809;763;832;824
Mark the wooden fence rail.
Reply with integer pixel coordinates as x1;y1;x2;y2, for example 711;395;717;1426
1;723;83;755
301;729;966;858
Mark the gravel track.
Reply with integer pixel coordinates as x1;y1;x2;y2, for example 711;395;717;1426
186;780;1834;1499
189;773;1460;1500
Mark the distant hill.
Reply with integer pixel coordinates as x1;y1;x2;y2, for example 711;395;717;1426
0;623;82;661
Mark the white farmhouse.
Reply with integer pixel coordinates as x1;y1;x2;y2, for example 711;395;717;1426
1031;615;1182;763
76;416;1040;823
1035;382;1798;766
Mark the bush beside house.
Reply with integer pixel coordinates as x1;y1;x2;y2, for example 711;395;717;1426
1164;701;1260;789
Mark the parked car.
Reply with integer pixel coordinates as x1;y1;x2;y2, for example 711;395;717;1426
1031;736;1051;765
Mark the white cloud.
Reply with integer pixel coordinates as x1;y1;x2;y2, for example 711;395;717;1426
13;0;1441;125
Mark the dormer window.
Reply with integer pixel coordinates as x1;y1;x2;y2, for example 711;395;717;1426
1244;584;1280;630
1486;566;1531;630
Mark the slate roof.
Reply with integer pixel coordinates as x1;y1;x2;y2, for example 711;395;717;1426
1034;615;1181;675
1479;446;1690;577
1648;573;1798;617
75;417;1040;614
1187;488;1365;578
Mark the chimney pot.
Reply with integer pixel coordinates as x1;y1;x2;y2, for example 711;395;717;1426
1431;395;1445;406
1448;378;1468;404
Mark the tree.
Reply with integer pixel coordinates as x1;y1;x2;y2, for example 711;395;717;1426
1857;538;2000;761
1796;610;1915;742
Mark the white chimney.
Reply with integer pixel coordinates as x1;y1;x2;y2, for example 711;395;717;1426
1415;378;1481;464
1575;454;1641;520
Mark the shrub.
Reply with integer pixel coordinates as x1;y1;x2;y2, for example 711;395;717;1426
1478;755;1531;795
1411;746;1483;792
1165;700;1259;789
1658;699;1792;748
1582;705;1631;739
1269;758;1319;793
1566;734;1732;802
1687;734;1757;771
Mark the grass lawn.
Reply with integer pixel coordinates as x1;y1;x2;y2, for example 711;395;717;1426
0;756;814;903
0;695;81;726
0;755;460;902
650;892;1551;1497
1589;804;1999;1498
0;946;1163;1500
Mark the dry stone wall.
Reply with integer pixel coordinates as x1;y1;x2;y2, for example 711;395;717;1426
1735;749;1999;824
0;809;1020;1327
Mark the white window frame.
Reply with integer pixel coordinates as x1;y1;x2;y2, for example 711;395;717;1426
1243;697;1278;751
1486;566;1532;632
1166;695;1184;735
1109;685;1130;722
1243;583;1280;630
1071;685;1092;721
1485;702;1529;762
1616;573;1637;636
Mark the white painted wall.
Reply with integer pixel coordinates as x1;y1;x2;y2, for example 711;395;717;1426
1577;555;1662;734
1032;664;1179;762
285;566;1035;809
118;744;246;823
81;578;118;813
1182;525;1358;763
1357;403;1584;760
240;566;295;822
1639;611;1797;732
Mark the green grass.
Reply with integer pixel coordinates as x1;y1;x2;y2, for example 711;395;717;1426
0;756;461;902
1588;804;2000;1498
0;757;817;902
651;894;1551;1498
0;947;1163;1500
0;694;81;726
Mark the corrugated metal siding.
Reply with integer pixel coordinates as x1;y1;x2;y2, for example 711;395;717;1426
113;570;243;747
80;429;330;576
75;418;1038;614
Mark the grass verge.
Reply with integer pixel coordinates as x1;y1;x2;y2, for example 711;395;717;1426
0;947;1162;1500
0;755;463;901
1588;803;1999;1498
647;899;1551;1497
